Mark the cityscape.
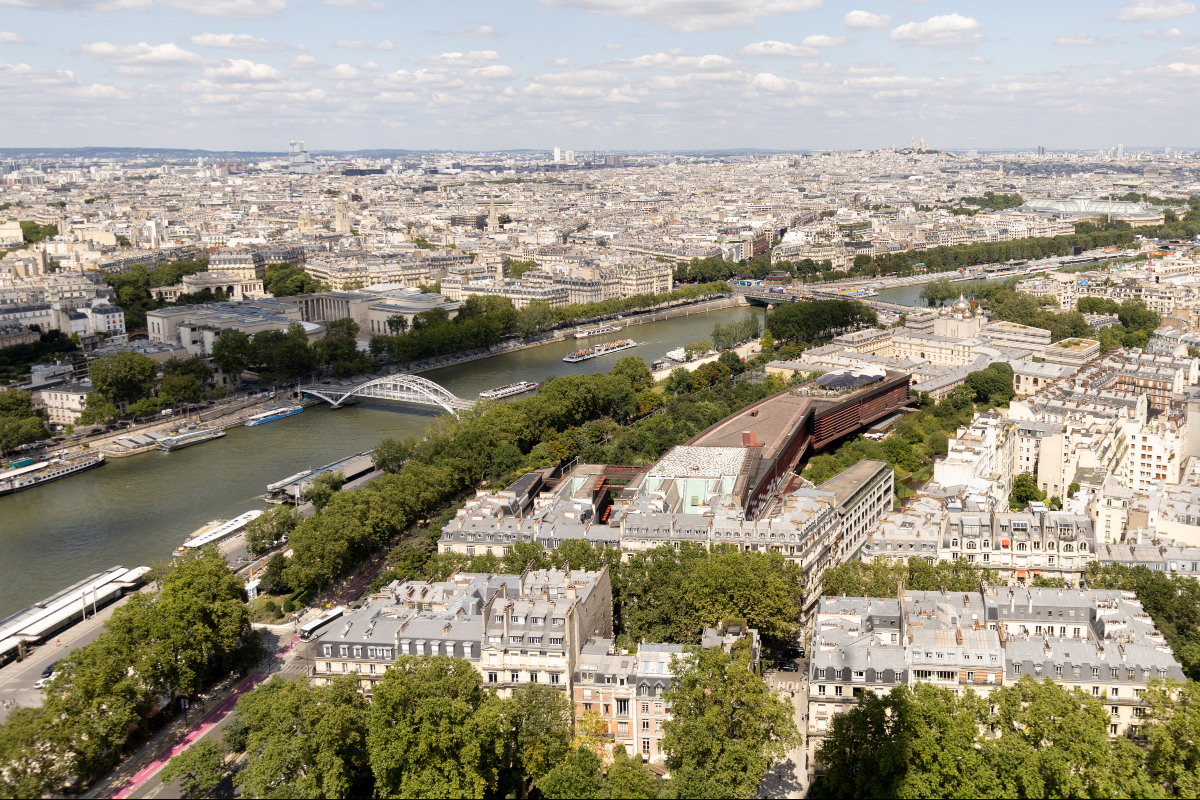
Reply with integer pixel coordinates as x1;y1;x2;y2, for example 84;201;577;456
2;1;1200;799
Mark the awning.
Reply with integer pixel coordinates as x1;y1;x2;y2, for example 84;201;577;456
1001;539;1010;546
1017;570;1028;578
1033;570;1041;575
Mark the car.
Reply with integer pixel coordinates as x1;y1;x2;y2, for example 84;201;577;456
799;649;806;658
780;661;799;672
33;673;56;689
41;660;59;679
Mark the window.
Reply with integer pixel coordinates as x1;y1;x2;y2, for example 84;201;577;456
816;668;826;679
1093;686;1100;696
339;646;348;658
324;662;331;673
511;672;520;683
488;672;497;683
1015;664;1022;675
550;673;560;685
323;645;331;657
642;739;651;755
817;685;826;695
617;699;629;715
835;686;843;697
641;702;649;714
618;722;628;735
642;719;650;730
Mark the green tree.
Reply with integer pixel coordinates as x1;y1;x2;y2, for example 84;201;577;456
235;674;370;799
303;470;346;512
718;349;745;376
89;351;157;402
0;707;62;798
211;330;253;379
1010;471;1045;508
159;739;225;798
516;301;556;338
162;356;213;383
245;505;300;557
537;747;608;799
663;645;800;799
386;315;408;334
606;746;659;798
610;355;654;392
76;393;121;425
500;683;574;797
0;415;42;453
372;436;417;474
0;389;34;418
759;328;774;354
160;373;202;405
368;656;501;799
1142;679;1200;798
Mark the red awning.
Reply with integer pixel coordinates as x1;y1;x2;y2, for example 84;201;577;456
1033;570;1041;575
1001;539;1010;546
1017;570;1028;577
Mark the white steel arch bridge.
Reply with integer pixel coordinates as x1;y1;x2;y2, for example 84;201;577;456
300;375;474;415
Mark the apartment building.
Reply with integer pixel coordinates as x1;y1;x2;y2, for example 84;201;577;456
933;412;1017;506
1123;420;1183;493
831;327;893;357
805;586;1187;771
572;638;638;757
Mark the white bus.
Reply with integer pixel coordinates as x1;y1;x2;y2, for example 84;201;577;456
299;606;347;641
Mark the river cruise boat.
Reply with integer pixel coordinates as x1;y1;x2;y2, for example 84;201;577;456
574;325;621;340
479;381;539;400
563;338;637;363
245;405;303;427
0;453;106;497
156;428;226;452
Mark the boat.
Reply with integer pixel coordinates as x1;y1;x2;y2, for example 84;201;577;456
574;325;621;340
666;347;687;362
0;453;106;497
245;405;303;427
479;381;539;400
155;428;226;452
563;338;638;363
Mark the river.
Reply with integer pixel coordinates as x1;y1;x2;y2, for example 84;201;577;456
0;305;761;616
872;277;1011;308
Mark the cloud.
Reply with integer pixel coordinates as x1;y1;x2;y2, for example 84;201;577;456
604;43;622;50
361;61;380;71
843;10;891;30
0;32;30;43
189;33;294;51
80;41;211;69
1054;33;1115;45
536;0;823;33
737;40;820;58
466;64;519;79
1113;1;1196;20
1162;45;1200;59
1137;60;1200;74
288;54;323;69
1070;60;1123;67
965;56;990;64
790;61;833;73
601;52;743;71
419;51;501;67
1143;27;1184;37
844;60;896;75
951;70;981;77
319;64;361;80
201;58;283;80
800;34;848;47
334;39;394;51
162;0;288;18
547;57;570;66
890;14;984;48
427;25;498;37
320;0;384;10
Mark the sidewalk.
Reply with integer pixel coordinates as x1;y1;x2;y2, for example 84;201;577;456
103;631;298;800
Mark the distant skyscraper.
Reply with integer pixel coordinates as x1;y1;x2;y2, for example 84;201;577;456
1117;143;1124;159
1037;145;1046;156
566;149;575;163
553;146;561;163
289;141;315;174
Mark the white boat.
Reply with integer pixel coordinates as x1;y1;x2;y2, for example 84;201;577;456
0;454;106;497
155;428;226;452
563;338;638;363
479;381;539;400
666;347;687;362
574;325;622;340
245;405;303;427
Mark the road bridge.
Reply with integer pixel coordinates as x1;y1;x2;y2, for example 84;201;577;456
299;375;474;415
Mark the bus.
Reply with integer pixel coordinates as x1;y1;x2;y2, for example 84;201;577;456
299;606;347;642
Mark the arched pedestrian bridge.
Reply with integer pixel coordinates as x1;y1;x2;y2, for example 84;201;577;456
300;375;474;415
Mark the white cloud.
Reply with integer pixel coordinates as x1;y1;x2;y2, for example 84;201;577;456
81;41;210;68
1138;61;1200;74
790;61;833;73
966;56;990;64
531;69;626;85
189;33;293;51
547;57;570;66
162;0;288;18
601;52;742;70
1070;60;1123;67
319;64;360;80
604;43;622;50
844;60;896;75
419;51;501;67
201;58;283;80
1114;1;1196;20
800;34;848;47
1162;45;1200;59
537;0;823;33
1054;33;1115;46
843;10;890;30
0;0;153;9
428;25;498;37
320;0;384;10
334;39;394;51
1143;27;1184;37
361;61;381;71
890;14;984;48
0;32;30;43
737;40;820;58
467;64;519;79
288;54;323;69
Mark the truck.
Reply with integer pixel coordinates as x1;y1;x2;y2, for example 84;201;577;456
7;457;34;469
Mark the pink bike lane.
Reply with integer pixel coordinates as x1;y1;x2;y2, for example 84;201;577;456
107;633;298;800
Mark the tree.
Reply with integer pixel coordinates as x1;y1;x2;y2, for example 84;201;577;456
0;707;62;798
516;301;555;338
611;355;654;392
160;373;202;405
537;747;608;799
89;351;157;402
606;746;659;799
0;415;42;454
1118;298;1160;332
0;389;34;419
665;367;693;396
662;645;800;799
159;739;225;798
386;315;408;334
246;506;300;558
759;328;774;354
373;436;417;474
235;675;370;799
303;471;346;512
718;349;745;376
76;393;121;426
211;330;253;379
368;656;501;799
964;363;1014;404
490;442;525;481
1142;679;1200;798
1010;471;1044;508
162;356;213;383
500;683;574;797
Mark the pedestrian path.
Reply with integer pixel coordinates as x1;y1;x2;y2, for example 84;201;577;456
106;633;298;799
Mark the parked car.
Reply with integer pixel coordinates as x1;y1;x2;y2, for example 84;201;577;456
780;661;800;672
783;647;803;659
41;660;59;679
33;673;57;689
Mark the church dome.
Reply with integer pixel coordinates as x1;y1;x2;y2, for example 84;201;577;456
952;294;971;312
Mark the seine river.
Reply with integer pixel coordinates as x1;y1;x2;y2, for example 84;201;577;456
0;305;759;615
872;278;1009;308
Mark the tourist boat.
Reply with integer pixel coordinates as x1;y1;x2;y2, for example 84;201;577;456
155;428;226;452
479;381;539;400
0;453;106;497
665;347;687;362
563;338;637;363
245;405;303;427
574;325;621;340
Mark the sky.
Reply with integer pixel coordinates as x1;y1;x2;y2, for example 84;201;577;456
1;0;1199;152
